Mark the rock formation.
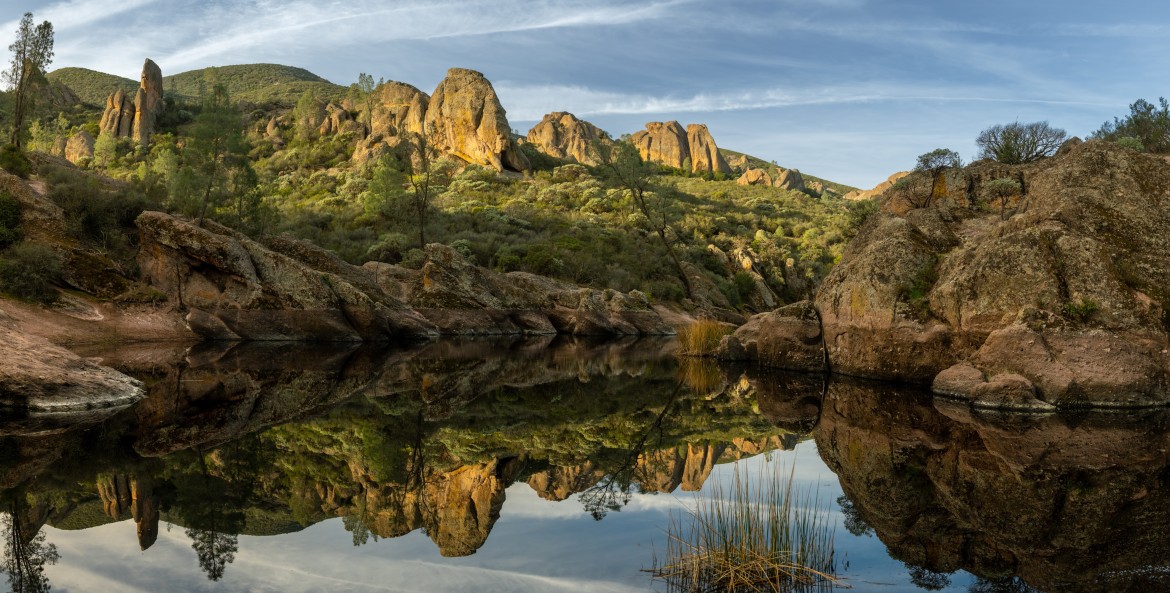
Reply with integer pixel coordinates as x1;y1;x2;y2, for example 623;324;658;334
135;212;674;340
737;167;774;186
351;81;430;165
526;111;610;165
843;171;910;201
0;322;143;411
774;167;805;191
686;124;732;175
632;120;731;175
719;140;1170;408
425;68;530;173
99;59;163;145
64;130;94;164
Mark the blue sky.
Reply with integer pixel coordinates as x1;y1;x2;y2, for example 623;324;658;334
3;0;1168;187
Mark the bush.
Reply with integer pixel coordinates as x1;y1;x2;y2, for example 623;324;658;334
976;121;1066;164
0;191;22;249
1061;298;1098;322
0;145;32;179
0;243;62;303
1093;97;1170;153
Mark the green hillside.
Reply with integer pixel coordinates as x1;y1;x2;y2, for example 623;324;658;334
720;148;857;195
163;63;346;105
45;67;137;106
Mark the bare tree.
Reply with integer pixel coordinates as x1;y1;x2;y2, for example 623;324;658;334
976;121;1067;164
4;13;53;148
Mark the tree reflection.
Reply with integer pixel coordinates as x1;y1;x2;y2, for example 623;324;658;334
836;495;873;537
907;564;953;591
1;500;60;593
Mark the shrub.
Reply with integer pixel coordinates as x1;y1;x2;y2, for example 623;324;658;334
1093;97;1170;153
976;121;1066;164
1115;136;1145;151
1061;298;1098;322
677;319;734;357
0;191;22;249
0;145;32;179
983;177;1022;219
0;243;62;303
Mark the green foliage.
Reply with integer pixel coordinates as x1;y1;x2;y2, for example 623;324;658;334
1093;97;1170;153
43;66;137;106
164;64;344;106
0;144;31;178
5;12;54;147
976;121;1066;164
0;242;61;302
170;84;258;226
844;198;878;237
1061;298;1098;322
898;256;938;321
984;177;1022;219
41;161;159;265
915;148;961;174
0;190;21;249
1114;136;1145;152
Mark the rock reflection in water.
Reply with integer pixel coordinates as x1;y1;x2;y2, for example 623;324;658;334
819;381;1170;593
0;337;810;586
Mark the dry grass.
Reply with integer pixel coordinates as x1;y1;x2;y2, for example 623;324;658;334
647;463;841;592
677;319;734;357
677;358;726;394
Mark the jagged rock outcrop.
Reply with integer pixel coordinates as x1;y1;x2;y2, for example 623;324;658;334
365;243;675;336
425;68;530;173
64;130;94;164
721;141;1170;408
632;120;731;175
135;212;673;340
843;171;909;201
686;124;732;175
737;167;774;186
351;81;430;165
0;323;143;411
774;167;805;191
99;59;163;145
526;111;610;165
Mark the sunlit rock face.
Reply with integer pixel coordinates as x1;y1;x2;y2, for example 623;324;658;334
724;141;1170;408
99;58;163;146
817;380;1170;592
631;121;731;175
526;112;610;166
426;68;530;174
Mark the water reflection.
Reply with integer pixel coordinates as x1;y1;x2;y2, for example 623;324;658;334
0;338;808;587
819;381;1170;593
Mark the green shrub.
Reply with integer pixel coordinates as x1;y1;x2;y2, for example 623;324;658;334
0;145;32;179
0;243;62;303
1115;136;1145;151
0;191;22;249
1061;298;1098;322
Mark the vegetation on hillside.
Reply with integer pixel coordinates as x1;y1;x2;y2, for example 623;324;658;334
44;66;136;106
164;63;345;106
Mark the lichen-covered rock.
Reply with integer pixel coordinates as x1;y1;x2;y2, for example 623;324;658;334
728;140;1170;407
526;111;609;165
717;301;826;372
425;68;529;173
0;325;142;411
64;130;94;164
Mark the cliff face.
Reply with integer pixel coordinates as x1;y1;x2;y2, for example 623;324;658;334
721;141;1170;408
425;68;530;173
135;212;674;340
99;59;163;146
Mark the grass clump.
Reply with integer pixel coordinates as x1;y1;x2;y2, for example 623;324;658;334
677;319;734;357
648;463;839;592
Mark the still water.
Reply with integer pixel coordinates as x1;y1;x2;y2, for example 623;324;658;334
2;338;1169;592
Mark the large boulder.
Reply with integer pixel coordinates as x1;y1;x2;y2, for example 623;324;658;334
737;168;773;186
526;111;609;165
774;167;805;191
727;140;1170;408
0;323;143;412
686;123;732;175
631;121;690;170
425;68;530;173
64;130;94;164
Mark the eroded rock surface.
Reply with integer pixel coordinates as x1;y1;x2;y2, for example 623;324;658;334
632;120;731;175
526;111;609;165
426;68;530;173
0;324;142;412
100;59;163;145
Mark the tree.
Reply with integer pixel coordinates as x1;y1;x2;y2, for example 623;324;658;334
170;84;255;226
370;128;449;248
595;141;694;299
4;13;53;148
914;148;961;208
2;499;60;593
1092;97;1170;153
976;121;1067;164
348;72;380;131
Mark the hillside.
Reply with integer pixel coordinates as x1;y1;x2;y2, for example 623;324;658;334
163;63;346;105
45;67;137;106
720;148;857;195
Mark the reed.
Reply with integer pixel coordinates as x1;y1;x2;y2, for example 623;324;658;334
677;319;734;357
647;463;841;592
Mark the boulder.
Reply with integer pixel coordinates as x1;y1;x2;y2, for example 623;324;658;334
631;121;689;170
686;123;731;175
725;140;1170;407
0;324;143;412
526;111;609;165
64;130;94;164
352;81;430;165
717;301;826;372
425;68;529;173
774;167;805;191
737;167;774;186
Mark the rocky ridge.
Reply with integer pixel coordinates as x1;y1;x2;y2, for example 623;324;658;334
720;141;1170;409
